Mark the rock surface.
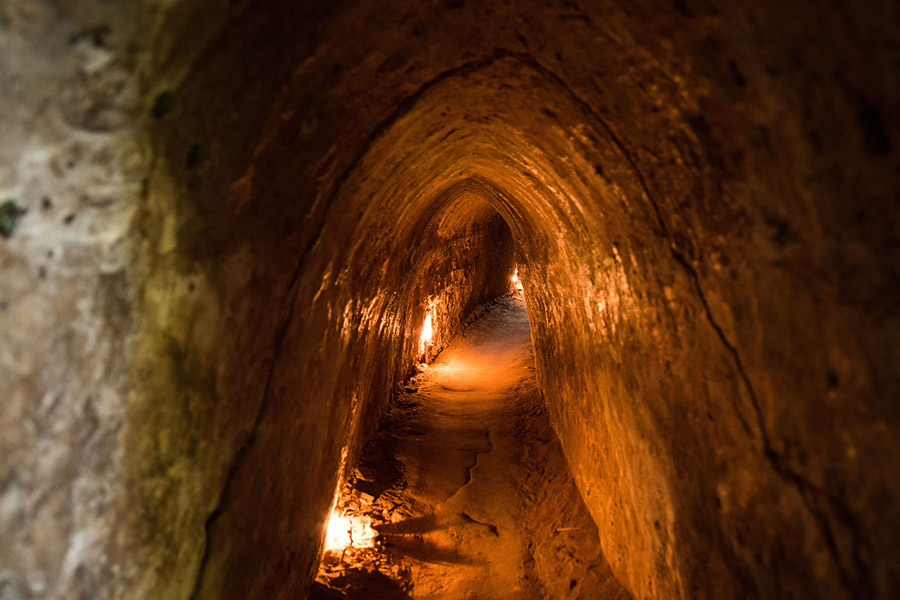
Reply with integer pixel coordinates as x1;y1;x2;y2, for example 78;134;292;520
0;1;898;599
315;296;631;599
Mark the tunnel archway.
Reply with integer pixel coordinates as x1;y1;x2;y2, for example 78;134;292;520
4;1;896;599
132;45;885;600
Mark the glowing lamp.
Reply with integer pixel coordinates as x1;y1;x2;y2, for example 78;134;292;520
323;510;376;554
512;267;524;292
419;310;434;356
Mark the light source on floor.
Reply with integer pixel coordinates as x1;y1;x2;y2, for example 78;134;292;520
323;510;376;554
419;309;434;357
512;266;524;292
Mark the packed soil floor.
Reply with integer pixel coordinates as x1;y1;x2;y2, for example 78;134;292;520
312;295;631;600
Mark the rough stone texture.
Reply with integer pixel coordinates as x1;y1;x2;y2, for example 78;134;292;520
0;2;155;598
1;1;898;599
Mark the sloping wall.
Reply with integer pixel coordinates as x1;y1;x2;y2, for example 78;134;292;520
1;1;897;599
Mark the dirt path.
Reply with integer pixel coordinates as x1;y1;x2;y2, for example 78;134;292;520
313;296;630;600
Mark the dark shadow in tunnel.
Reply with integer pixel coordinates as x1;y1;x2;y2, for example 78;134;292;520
309;572;413;600
374;514;442;535
380;536;475;565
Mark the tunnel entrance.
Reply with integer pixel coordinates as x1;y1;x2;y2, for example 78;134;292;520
312;295;630;599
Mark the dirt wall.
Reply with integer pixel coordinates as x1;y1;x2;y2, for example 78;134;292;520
1;1;897;599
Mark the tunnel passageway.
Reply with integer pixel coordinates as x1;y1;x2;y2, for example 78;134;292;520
2;1;898;599
314;295;630;599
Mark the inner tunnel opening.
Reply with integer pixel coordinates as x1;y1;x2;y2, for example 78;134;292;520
313;291;629;600
307;194;624;598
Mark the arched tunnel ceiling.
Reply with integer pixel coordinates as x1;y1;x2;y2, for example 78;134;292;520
143;5;898;595
295;50;898;599
0;1;897;599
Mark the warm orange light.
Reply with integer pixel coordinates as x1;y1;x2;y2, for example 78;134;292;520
419;310;434;356
512;267;524;292
323;510;376;553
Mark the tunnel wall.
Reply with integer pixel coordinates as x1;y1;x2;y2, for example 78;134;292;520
1;1;898;599
135;121;515;598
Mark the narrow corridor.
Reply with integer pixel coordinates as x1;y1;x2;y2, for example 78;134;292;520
5;3;897;598
313;296;630;599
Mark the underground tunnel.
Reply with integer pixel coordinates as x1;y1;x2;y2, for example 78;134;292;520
1;1;899;599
